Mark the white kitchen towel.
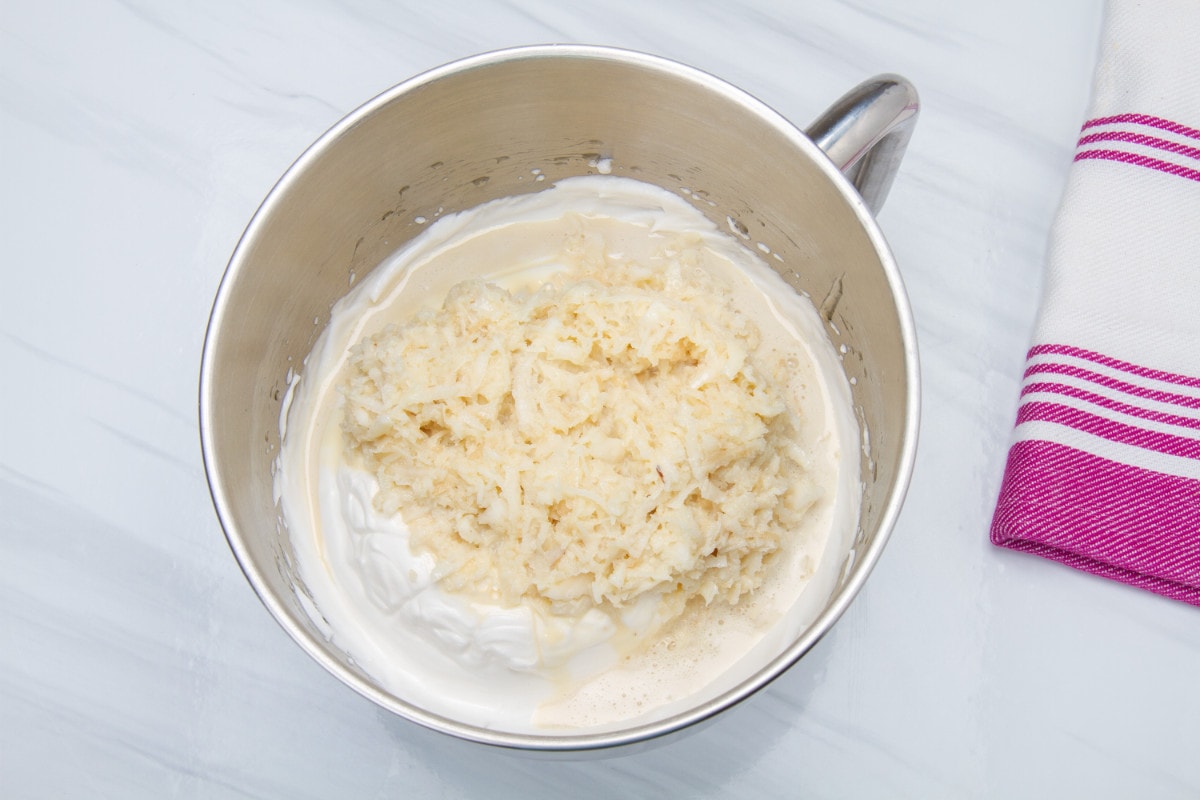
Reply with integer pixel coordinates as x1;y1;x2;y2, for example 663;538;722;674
990;0;1200;606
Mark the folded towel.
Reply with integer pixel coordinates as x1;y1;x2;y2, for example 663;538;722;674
990;0;1200;606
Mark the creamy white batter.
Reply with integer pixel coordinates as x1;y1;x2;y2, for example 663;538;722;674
275;176;860;733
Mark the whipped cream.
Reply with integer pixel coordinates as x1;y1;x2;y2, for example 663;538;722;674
276;176;860;733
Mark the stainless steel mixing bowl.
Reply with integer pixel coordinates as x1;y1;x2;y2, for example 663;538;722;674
200;45;919;750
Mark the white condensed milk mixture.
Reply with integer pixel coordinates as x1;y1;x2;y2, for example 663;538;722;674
275;176;860;733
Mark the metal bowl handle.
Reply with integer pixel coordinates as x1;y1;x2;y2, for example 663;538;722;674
805;74;919;214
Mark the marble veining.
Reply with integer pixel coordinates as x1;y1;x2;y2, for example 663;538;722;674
3;1;1198;797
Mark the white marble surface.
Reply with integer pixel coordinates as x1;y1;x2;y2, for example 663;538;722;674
4;1;1199;797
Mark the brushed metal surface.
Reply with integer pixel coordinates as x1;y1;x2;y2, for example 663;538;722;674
806;74;919;214
200;45;920;751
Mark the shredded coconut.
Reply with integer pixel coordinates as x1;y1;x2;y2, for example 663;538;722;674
340;225;819;619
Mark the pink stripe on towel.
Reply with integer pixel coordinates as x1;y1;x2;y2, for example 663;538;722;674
991;439;1200;606
1027;344;1200;389
1074;149;1200;183
1081;113;1200;141
1016;401;1200;458
1077;131;1200;161
1023;363;1200;410
1020;381;1200;432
